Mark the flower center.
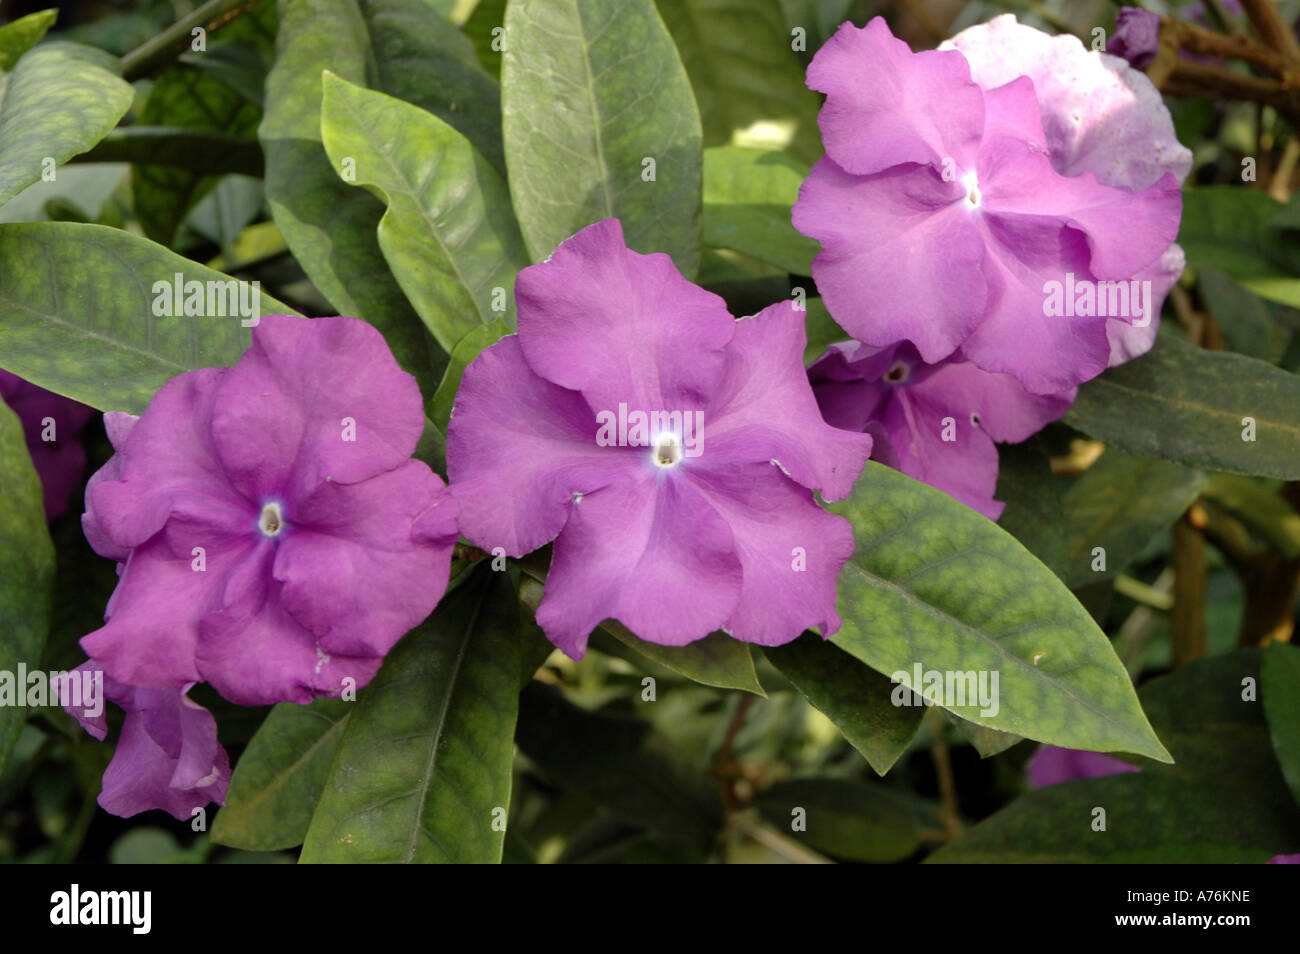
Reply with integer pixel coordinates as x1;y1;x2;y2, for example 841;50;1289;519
884;360;910;384
962;172;982;209
652;431;683;468
258;501;285;537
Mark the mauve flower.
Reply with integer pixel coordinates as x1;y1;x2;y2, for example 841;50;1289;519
794;17;1183;395
0;369;95;520
810;341;1074;520
1108;8;1162;69
1268;853;1300;863
1027;744;1141;787
942;14;1192;367
447;218;872;658
79;315;460;706
59;663;229;820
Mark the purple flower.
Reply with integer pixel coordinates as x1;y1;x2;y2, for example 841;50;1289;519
0;369;95;520
59;663;229;820
810;341;1074;520
447;218;872;658
1109;9;1162;69
1268;853;1300;863
1026;744;1141;787
942;14;1191;367
793;17;1183;394
79;315;460;706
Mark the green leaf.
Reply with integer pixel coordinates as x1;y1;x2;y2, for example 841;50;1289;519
211;698;352;852
0;401;54;775
75;127;265;177
1197;267;1290;363
1181;186;1300;308
319;74;530;353
1261;644;1300;806
502;0;703;275
516;682;725;849
753;778;921;862
463;0;506;76
0;222;297;414
948;714;1022;758
132;67;261;245
802;297;846;364
764;634;922;774
701;146;818;274
931;651;1300;862
654;0;821;163
828;461;1171;761
1063;448;1205;588
299;570;530;863
0;42;134;209
429;319;509;432
994;436;1068;582
0;9;57;70
1065;331;1300;479
260;0;465;392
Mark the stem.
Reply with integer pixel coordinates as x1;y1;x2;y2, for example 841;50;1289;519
1239;0;1300;61
1171;511;1208;668
926;708;963;839
120;0;263;81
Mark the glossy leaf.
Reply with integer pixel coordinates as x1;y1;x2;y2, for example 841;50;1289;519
429;320;509;432
0;222;297;414
501;0;703;275
319;74;530;352
1180;186;1300;308
0;9;57;70
828;461;1171;761
211;699;352;852
299;570;530;863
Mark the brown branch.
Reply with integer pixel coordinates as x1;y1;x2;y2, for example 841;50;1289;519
1240;0;1300;61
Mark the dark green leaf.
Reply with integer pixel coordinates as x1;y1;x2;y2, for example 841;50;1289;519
701;146;818;274
1198;267;1290;363
753;778;920;862
1065;331;1300;479
212;698;351;851
1180;185;1300;308
429;320;509;432
994;436;1068;582
1261;644;1300;806
1063;448;1205;587
764;633;922;774
516;682;725;849
299;570;530;863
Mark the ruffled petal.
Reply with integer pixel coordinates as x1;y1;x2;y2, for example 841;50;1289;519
536;473;742;658
794;158;987;363
272;461;458;658
705;302;872;501
515;218;734;414
808;17;984;176
686;461;855;645
448;335;640;556
211;315;425;503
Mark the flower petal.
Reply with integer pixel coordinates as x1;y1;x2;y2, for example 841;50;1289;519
448;335;638;556
808;17;984;176
536;473;742;658
515;218;734;414
211;315;424;503
794;158;987;363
